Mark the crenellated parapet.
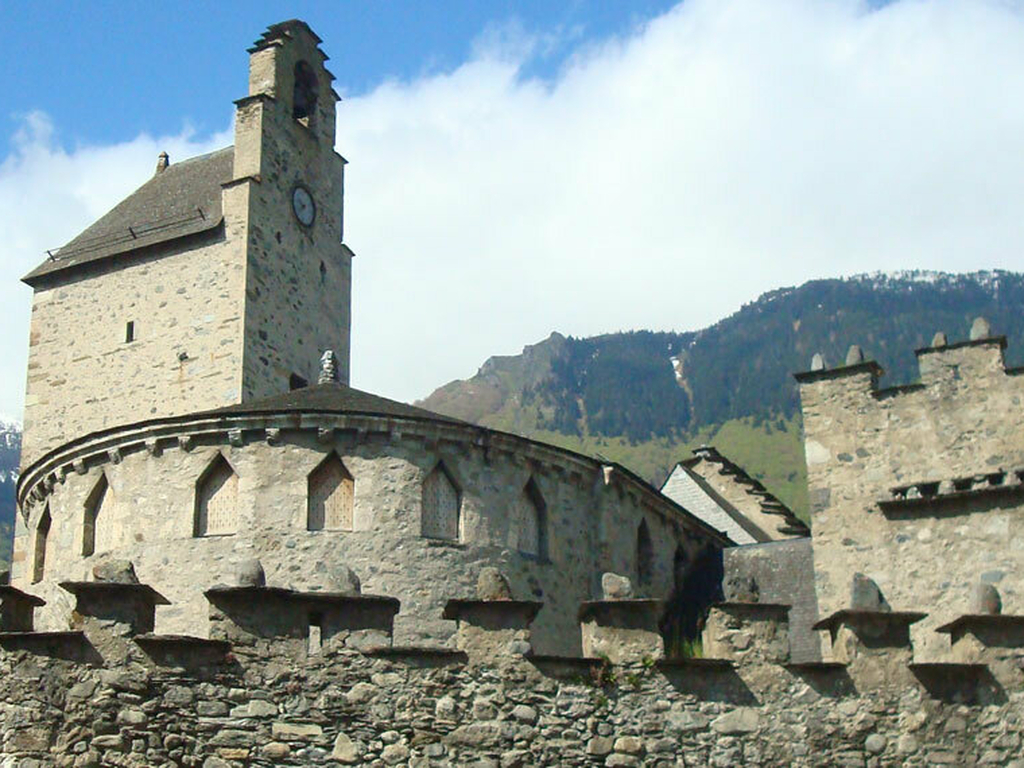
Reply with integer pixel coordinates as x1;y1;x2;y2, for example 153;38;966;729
795;318;1024;661
2;565;1024;765
795;317;1019;403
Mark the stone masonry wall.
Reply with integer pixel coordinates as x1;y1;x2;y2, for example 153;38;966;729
12;413;718;656
798;337;1024;659
723;539;821;663
236;25;352;395
20;214;248;471
1;624;1022;766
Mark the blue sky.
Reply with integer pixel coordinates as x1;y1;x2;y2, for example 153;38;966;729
0;1;675;157
2;1;1024;422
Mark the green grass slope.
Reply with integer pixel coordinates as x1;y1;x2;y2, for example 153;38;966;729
420;271;1024;525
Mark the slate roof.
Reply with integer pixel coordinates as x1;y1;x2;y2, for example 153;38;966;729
661;464;765;545
204;381;469;426
24;146;235;285
677;446;810;538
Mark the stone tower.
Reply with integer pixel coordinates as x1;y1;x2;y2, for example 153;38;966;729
19;20;352;470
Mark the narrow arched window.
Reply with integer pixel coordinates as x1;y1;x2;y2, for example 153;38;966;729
83;474;115;557
637;519;654;587
511;478;547;558
308;454;354;531
195;455;238;537
422;463;460;540
32;506;51;584
293;60;319;125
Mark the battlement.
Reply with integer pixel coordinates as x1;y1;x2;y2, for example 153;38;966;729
796;317;1024;664
1;566;1021;765
795;318;1024;486
794;317;1018;396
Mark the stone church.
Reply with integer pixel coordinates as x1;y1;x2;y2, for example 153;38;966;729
10;20;728;655
12;16;1023;671
5;25;1024;765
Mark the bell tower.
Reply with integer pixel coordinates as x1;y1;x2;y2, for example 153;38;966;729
17;20;353;471
230;20;352;396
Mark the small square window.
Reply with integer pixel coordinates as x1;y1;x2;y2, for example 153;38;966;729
125;321;135;343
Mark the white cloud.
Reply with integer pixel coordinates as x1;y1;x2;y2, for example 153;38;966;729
342;0;1024;401
4;0;1024;418
0;114;231;421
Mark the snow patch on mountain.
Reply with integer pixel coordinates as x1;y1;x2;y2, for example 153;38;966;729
850;269;1007;291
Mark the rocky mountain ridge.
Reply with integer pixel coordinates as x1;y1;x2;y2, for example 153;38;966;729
419;270;1024;518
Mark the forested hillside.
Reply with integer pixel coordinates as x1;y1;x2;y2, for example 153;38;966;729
1;270;1020;563
420;271;1024;519
0;424;19;569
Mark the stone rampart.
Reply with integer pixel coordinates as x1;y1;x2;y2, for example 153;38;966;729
1;579;1022;766
13;409;724;656
796;325;1024;659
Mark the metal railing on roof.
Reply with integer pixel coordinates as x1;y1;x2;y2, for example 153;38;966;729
45;207;209;262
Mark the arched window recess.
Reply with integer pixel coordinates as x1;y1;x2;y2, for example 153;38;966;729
422;462;461;541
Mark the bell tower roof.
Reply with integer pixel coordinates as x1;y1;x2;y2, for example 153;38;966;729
250;19;325;53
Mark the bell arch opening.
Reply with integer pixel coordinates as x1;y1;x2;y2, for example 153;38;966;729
293;60;319;125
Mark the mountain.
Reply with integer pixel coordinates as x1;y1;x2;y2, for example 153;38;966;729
0;422;19;570
419;270;1024;520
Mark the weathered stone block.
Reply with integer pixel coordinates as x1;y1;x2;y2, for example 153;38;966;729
579;599;664;664
271;722;323;740
703;603;790;664
443;599;541;662
711;708;760;735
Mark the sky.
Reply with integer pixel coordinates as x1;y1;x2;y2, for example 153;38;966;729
2;0;1024;421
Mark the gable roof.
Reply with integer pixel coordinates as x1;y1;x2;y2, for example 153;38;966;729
24;146;234;285
661;464;767;545
204;381;469;426
673;445;810;539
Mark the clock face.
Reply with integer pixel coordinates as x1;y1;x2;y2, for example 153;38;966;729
292;185;316;227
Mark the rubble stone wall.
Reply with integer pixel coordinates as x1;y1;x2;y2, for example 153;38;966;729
0;636;1021;767
798;338;1024;659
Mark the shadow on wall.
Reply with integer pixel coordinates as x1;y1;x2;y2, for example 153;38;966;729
661;545;724;656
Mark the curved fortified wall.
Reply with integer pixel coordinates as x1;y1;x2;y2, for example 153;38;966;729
12;393;725;655
797;327;1024;659
0;572;1020;765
